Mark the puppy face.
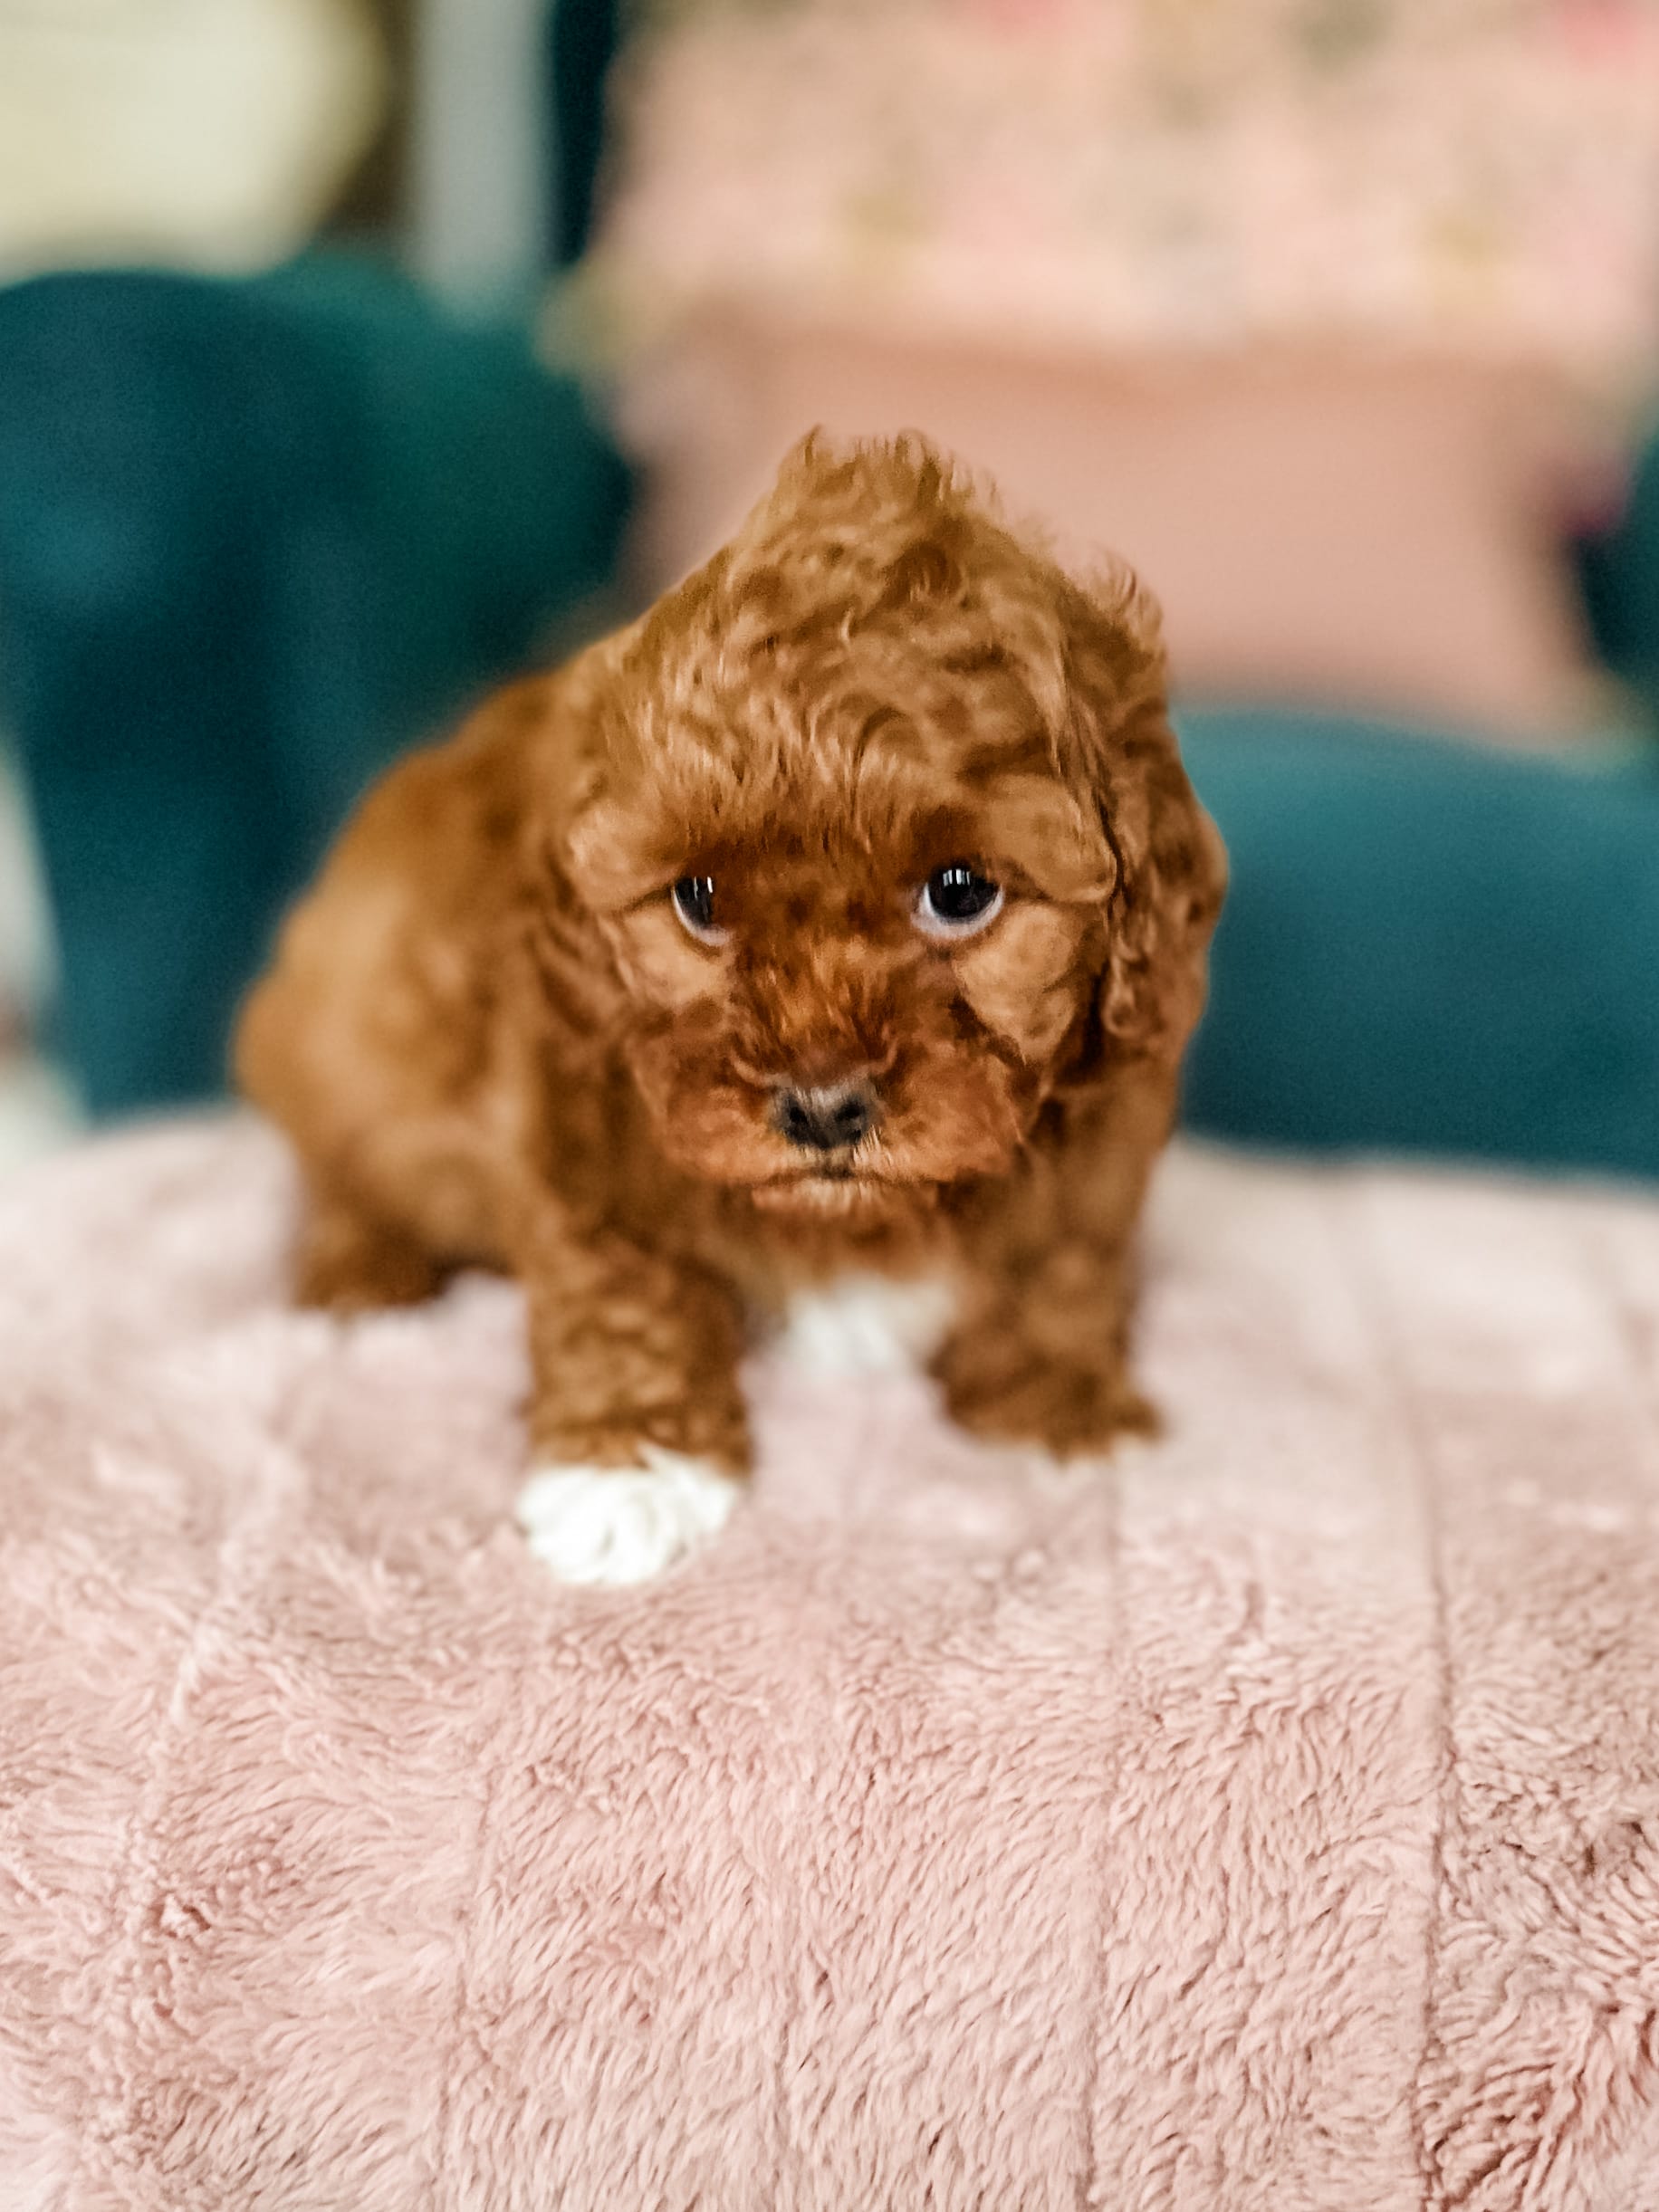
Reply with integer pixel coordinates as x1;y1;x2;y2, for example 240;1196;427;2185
548;436;1220;1219
580;738;1111;1214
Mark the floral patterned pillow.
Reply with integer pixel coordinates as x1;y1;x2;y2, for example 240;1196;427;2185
594;0;1659;397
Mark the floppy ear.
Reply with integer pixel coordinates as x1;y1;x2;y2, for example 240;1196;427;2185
1060;568;1229;1064
505;645;643;1036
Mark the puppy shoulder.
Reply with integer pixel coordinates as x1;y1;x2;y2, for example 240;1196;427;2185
236;677;569;1097
337;676;558;880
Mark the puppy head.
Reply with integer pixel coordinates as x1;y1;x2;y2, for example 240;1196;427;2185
543;434;1225;1219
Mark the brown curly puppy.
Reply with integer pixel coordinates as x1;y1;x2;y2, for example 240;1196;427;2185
237;435;1226;1583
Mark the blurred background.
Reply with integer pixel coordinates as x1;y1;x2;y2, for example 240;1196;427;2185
2;0;1657;1181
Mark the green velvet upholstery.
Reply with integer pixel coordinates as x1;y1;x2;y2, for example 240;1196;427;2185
3;240;1655;1185
1181;713;1659;1182
0;258;628;1115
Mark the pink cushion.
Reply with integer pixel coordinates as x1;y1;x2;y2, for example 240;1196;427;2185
5;1120;1659;2206
622;317;1609;742
596;0;1659;386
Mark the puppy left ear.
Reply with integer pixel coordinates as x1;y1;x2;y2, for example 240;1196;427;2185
1095;747;1227;1061
1059;568;1228;1063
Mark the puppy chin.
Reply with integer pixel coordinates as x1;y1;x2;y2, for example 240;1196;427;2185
747;1173;935;1221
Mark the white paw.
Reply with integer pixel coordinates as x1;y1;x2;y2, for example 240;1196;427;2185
514;1448;742;1587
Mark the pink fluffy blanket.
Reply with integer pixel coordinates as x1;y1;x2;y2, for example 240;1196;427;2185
5;1121;1659;2210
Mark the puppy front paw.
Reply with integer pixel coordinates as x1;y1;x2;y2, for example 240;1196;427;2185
933;1332;1160;1459
514;1449;743;1586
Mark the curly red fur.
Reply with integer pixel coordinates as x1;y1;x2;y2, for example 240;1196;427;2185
237;434;1226;1469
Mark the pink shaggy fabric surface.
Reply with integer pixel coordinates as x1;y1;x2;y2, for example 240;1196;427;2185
5;1121;1659;2210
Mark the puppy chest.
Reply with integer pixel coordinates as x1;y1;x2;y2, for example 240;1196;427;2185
768;1273;958;1376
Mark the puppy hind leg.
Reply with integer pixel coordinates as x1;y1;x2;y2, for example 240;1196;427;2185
292;1189;448;1313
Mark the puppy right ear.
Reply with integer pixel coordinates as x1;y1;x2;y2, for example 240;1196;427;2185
513;637;635;900
476;660;633;1032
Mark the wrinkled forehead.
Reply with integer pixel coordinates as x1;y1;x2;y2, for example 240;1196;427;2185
565;645;1115;912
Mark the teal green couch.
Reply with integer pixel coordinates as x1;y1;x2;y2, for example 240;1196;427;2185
1;241;1654;1184
0;258;627;1116
1180;716;1659;1182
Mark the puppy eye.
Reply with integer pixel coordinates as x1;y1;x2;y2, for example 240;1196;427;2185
915;862;1004;940
671;874;726;943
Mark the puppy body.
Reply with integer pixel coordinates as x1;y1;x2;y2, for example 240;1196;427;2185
238;436;1225;1577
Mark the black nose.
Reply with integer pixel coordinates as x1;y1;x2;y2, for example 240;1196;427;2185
773;1080;878;1154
